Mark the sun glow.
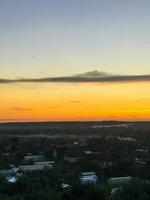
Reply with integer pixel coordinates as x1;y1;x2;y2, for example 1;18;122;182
0;82;150;121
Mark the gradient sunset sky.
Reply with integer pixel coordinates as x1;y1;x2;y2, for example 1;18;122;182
1;0;150;121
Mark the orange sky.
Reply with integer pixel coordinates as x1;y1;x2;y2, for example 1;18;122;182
0;82;150;122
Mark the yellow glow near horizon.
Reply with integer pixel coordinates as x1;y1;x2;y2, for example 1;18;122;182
0;82;150;121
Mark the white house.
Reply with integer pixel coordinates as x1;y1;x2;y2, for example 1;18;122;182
24;155;46;163
18;164;53;173
108;176;132;188
80;172;98;185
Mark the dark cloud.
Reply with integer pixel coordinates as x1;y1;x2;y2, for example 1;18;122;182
0;70;150;84
69;101;83;103
75;70;110;77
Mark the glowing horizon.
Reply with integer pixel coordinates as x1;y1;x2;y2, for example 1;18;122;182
1;81;150;122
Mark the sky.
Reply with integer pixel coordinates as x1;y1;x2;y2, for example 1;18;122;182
0;0;150;121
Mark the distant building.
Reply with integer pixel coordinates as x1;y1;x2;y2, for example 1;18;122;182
73;141;79;145
136;148;148;154
24;155;47;163
5;176;17;183
81;172;96;176
0;168;17;177
134;158;146;167
18;164;53;173
61;183;71;189
108;176;132;188
35;161;55;165
105;135;136;143
135;148;150;162
80;172;98;185
0;168;20;183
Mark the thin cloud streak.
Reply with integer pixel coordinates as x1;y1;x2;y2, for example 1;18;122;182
6;107;32;112
1;71;150;84
69;101;83;103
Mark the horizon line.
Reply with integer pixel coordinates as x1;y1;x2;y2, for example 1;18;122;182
0;120;149;124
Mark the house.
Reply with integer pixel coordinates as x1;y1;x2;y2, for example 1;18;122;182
136;148;148;154
116;136;136;142
5;176;17;183
0;168;17;177
81;172;96;176
135;148;150;162
61;183;71;189
80;172;98;185
24;155;47;163
105;135;136;143
18;163;53;173
134;158;146;167
34;161;55;165
108;176;132;188
0;168;19;183
134;153;150;168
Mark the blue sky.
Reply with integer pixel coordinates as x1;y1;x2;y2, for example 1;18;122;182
0;0;150;79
